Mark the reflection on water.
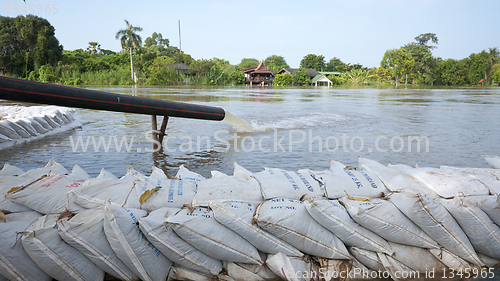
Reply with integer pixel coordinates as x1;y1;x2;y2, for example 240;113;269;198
1;86;499;178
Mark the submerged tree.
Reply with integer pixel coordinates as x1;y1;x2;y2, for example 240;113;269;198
0;15;63;77
380;48;414;87
264;55;289;73
115;20;143;82
300;54;326;71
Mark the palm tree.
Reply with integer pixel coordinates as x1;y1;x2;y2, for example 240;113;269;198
115;20;143;82
486;47;500;82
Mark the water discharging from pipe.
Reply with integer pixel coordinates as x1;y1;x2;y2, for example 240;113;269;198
222;111;255;133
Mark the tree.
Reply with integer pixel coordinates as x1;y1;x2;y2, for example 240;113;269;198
229;70;245;85
173;52;193;65
492;64;500;86
403;43;434;85
0;15;63;77
485;47;500;83
291;68;310;85
326;57;345;72
403;33;439;85
264;55;289;73
414;33;438;48
188;59;215;76
273;73;292;86
115;20;143;82
438;59;468;85
466;51;488;84
238;58;259;69
300;54;325;71
86;42;101;54
380;48;414;87
144;32;169;49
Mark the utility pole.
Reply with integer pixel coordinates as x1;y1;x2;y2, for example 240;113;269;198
178;19;182;52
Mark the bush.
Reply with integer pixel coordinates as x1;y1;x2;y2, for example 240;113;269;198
273;73;292;86
327;74;343;86
228;70;245;85
292;68;310;86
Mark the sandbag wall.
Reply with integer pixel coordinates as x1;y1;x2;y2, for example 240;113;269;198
0;105;82;151
1;155;500;281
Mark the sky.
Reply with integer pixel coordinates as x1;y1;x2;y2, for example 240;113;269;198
2;0;499;68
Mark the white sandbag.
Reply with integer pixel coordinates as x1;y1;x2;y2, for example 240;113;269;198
6;165;91;214
0;163;24;176
103;204;172;281
209;201;303;257
0;211;52;281
339;197;438;249
478;253;500;268
0;159;67;213
1;120;30;138
376;252;415;281
253;168;325;201
266;252;318;281
390;164;490;198
224;260;276;281
313;159;389;199
57;207;138;280
175;164;206;183
429;247;477;272
126;166;196;210
441;166;500;195
166;266;216;281
165;206;263;264
358;157;430;194
254;198;351;260
14;119;38;136
0;177;34;213
0;121;21;139
390;193;483;266
20;214;105;281
32;116;53;130
0;133;11;145
484;155;500;169
317;257;374;281
303;198;393;254
440;196;500;259
224;253;279;281
68;167;139;213
193;163;263;207
348;247;385;272
43;115;61;128
387;242;446;274
21;117;48;134
138;207;223;275
462;195;500;226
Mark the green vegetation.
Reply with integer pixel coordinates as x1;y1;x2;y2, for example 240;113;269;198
1;15;499;87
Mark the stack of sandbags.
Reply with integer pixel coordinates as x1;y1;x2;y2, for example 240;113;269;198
0;105;82;150
1;156;500;281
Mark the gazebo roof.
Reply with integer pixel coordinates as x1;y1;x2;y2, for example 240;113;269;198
242;61;274;74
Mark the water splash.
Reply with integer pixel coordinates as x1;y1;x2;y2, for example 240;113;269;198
223;111;255;133
250;113;347;132
223;111;347;133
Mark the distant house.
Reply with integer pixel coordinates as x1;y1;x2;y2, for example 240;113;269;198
241;61;274;86
168;63;189;74
277;68;333;86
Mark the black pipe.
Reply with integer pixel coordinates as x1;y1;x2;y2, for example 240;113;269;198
0;76;225;121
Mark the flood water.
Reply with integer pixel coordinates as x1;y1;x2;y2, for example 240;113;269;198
1;86;500;178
